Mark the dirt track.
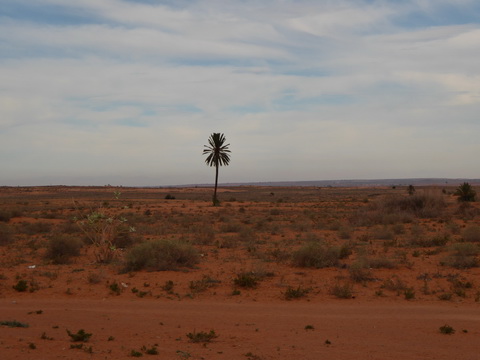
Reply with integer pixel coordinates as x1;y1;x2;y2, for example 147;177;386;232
1;298;479;359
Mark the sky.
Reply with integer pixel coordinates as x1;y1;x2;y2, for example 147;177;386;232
0;0;479;186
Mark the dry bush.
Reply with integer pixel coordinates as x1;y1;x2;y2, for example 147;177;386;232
349;261;373;283
356;192;446;226
123;239;199;272
441;243;479;269
0;223;14;246
192;224;216;245
407;234;450;247
462;225;480;242
330;281;354;299
18;222;53;235
292;242;349;268
45;235;83;264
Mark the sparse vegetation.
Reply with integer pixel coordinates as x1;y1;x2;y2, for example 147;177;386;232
45;234;83;264
0;320;29;328
283;285;311;300
186;329;218;343
66;329;92;342
123;239;199;272
439;324;455;334
292;242;347;268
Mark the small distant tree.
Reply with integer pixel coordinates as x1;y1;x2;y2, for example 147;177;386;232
203;133;231;206
407;185;416;195
455;182;476;202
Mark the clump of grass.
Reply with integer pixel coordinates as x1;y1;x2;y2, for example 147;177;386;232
186;329;218;343
283;286;311;300
123;239;199;271
439;324;455;334
45;234;83;264
66;329;92;342
292;242;347;268
0;320;29;328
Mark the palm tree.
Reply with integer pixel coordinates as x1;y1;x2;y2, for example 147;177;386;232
203;133;231;206
455;182;476;202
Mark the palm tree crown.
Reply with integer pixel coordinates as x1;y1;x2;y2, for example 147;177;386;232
203;133;231;167
203;133;231;205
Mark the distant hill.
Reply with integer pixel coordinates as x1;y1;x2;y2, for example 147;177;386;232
181;178;480;188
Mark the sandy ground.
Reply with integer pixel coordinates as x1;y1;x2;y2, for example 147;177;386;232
1;297;479;360
1;186;480;359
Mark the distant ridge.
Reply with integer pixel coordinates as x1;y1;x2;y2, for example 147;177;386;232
179;178;480;188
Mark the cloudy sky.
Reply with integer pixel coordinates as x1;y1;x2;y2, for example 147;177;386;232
1;0;479;186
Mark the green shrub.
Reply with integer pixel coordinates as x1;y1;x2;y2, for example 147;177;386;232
45;235;83;264
292;242;344;268
123;239;199;272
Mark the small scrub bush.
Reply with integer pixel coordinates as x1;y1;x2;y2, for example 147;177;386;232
349;261;373;283
0;223;13;246
330;282;354;299
404;287;415;300
439;324;455;334
283;285;311;300
45;235;83;264
234;272;260;289
130;349;143;357
13;279;28;292
0;320;29;328
292;242;345;268
124;239;199;271
462;225;480;243
66;329;92;342
141;345;159;355
441;243;479;269
304;325;315;330
186;329;218;343
189;276;220;294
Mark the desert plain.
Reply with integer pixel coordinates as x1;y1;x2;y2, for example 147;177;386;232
0;185;479;359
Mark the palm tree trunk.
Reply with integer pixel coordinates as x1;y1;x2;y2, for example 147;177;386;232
213;163;219;206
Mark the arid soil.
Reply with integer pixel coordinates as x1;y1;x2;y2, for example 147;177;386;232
0;185;479;359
